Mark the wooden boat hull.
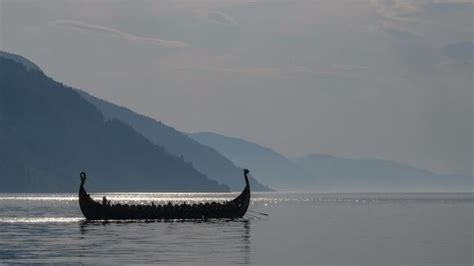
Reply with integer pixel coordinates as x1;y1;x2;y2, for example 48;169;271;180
78;171;250;220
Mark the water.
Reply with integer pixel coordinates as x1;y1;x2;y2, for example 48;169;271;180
0;192;472;265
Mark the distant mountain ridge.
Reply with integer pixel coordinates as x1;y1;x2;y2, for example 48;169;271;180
190;132;317;190
77;90;271;191
0;56;228;192
294;154;472;192
190;132;472;192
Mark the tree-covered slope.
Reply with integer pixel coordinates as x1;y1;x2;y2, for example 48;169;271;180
77;90;271;191
0;51;42;72
0;58;228;192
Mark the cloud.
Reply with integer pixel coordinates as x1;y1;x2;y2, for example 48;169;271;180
195;10;239;26
371;0;474;21
332;64;369;71
380;22;423;38
49;20;188;48
424;1;474;15
369;0;420;20
173;63;338;77
369;1;424;39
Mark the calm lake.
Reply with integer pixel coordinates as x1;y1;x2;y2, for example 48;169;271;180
0;192;472;265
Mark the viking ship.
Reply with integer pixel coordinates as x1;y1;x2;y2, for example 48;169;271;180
78;169;251;220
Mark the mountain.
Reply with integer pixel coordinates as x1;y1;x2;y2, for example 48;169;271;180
0;57;228;192
0;51;42;72
294;154;473;192
189;132;317;190
190;132;473;192
76;90;271;191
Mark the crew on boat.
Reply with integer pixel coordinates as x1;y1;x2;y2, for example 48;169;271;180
79;168;250;220
102;196;110;206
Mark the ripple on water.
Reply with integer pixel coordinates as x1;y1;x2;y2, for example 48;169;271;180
0;217;84;223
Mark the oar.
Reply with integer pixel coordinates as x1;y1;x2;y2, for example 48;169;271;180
245;213;264;220
248;210;269;216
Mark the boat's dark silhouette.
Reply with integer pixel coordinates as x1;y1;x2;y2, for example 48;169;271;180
79;169;251;220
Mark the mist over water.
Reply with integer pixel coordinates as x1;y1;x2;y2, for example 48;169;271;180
0;192;472;265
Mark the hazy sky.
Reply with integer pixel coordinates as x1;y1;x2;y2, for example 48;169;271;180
1;0;472;176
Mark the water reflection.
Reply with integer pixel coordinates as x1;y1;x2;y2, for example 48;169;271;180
78;219;251;264
242;219;251;264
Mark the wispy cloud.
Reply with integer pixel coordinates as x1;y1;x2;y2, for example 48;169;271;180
370;0;473;22
332;64;369;71
172;63;338;77
370;0;419;19
380;21;423;38
369;0;424;38
49;20;188;48
195;10;239;26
